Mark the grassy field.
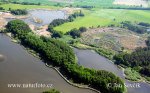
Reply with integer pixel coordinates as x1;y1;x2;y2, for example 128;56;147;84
54;9;150;33
9;0;115;7
74;0;115;7
0;3;60;10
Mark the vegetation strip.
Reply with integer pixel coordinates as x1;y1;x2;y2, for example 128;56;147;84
45;63;101;93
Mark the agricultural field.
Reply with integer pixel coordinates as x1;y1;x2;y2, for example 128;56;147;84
54;9;150;33
81;27;147;52
0;3;59;10
8;0;115;7
73;0;115;7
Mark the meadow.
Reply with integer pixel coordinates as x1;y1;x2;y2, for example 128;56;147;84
0;3;59;10
54;9;150;33
10;0;115;7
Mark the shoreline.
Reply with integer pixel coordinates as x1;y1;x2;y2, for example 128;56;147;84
4;33;100;93
4;31;150;93
73;43;150;85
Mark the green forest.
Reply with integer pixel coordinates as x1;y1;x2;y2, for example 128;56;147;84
114;46;150;78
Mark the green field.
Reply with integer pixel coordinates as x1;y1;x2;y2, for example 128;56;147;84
8;0;115;7
54;9;150;33
74;0;115;7
0;3;59;10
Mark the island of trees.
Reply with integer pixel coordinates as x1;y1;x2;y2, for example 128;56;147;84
6;19;125;93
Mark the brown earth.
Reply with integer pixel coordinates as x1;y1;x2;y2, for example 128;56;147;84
81;27;147;51
29;25;51;37
0;12;50;37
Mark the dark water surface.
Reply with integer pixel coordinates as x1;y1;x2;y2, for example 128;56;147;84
74;48;150;93
0;34;96;93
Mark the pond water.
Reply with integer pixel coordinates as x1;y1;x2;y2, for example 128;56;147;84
74;48;150;93
6;9;67;27
0;34;96;93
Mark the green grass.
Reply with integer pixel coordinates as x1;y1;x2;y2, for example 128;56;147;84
0;3;59;10
9;0;115;7
124;68;142;81
54;9;150;33
74;0;115;7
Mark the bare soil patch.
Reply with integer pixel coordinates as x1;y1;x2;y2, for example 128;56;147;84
29;25;51;37
81;27;147;51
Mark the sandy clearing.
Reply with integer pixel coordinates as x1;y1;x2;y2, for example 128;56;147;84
0;12;51;37
30;25;51;37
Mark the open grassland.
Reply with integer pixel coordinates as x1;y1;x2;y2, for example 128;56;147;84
74;0;115;7
0;3;59;10
54;9;150;33
10;0;58;5
10;0;115;7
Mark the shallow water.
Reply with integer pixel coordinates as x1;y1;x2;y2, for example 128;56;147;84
24;10;67;26
6;10;67;27
0;34;96;93
74;48;150;93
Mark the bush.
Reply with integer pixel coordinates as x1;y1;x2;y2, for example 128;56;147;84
67;27;87;38
140;65;150;77
146;36;150;46
10;9;28;15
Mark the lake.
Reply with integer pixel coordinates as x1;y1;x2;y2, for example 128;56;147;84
6;9;67;27
74;48;150;93
0;34;96;93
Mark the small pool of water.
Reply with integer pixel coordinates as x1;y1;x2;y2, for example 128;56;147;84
6;9;67;26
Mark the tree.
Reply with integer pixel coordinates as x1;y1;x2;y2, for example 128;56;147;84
52;31;63;38
68;28;81;38
146;36;150;46
79;27;87;32
6;19;31;38
10;9;28;15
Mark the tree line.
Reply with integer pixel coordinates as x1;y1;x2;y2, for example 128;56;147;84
10;9;28;15
6;19;125;93
47;11;85;38
114;47;150;77
0;0;41;5
138;22;150;27
121;21;147;34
